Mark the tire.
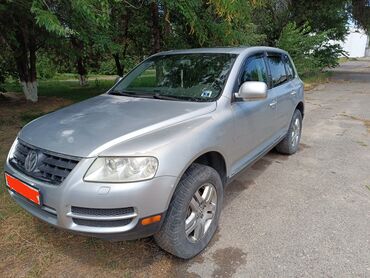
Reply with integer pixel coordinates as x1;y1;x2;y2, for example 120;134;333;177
276;109;302;155
154;163;223;259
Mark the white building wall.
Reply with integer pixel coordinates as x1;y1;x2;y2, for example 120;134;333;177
339;28;369;58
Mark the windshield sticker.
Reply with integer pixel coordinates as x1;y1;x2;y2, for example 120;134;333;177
201;90;213;98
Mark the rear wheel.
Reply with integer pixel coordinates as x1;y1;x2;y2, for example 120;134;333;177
154;163;223;259
276;109;302;155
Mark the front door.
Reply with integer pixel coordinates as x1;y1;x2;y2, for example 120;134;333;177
230;54;278;176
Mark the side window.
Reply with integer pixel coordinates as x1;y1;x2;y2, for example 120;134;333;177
241;56;268;85
284;55;296;80
266;55;288;88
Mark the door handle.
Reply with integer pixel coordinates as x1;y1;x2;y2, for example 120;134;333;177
290;91;297;96
269;100;277;108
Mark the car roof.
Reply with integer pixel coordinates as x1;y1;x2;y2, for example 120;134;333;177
154;46;288;56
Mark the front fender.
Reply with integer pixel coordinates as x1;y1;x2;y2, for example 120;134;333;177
99;108;235;208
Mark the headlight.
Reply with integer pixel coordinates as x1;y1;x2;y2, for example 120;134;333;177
7;138;18;161
84;157;158;182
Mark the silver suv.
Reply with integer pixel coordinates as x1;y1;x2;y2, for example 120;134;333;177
4;47;304;258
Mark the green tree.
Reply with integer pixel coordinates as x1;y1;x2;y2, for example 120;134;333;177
289;0;349;41
277;22;345;76
0;42;17;93
0;0;50;102
31;0;111;85
251;0;349;45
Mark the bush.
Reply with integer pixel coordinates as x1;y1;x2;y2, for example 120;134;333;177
98;59;116;75
37;53;57;80
0;46;17;92
277;22;345;76
98;56;142;76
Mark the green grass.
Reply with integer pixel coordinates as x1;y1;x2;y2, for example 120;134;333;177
4;78;115;102
301;71;332;84
301;71;332;91
52;73;118;81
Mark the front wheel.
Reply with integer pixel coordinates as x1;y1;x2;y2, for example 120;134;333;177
276;109;302;155
154;163;223;259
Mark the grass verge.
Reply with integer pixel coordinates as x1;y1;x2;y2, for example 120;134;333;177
4;79;115;102
302;72;332;91
0;79;180;277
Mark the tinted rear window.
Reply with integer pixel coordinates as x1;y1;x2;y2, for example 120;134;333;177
284;55;296;80
266;55;288;87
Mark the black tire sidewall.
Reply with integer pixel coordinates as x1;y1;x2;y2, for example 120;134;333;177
276;109;303;155
155;163;223;259
289;110;303;153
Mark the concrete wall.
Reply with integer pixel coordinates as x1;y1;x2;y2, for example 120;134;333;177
340;29;369;58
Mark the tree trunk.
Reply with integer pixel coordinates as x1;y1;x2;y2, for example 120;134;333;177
71;38;88;86
14;34;38;102
21;81;38;102
76;56;87;86
150;1;161;54
164;6;171;35
113;53;124;77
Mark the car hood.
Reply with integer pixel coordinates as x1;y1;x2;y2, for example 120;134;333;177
19;94;216;157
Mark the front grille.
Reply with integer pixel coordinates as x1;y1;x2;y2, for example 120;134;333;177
71;206;135;217
72;218;132;227
9;140;80;185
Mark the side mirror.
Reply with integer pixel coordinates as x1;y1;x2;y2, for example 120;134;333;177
236;81;267;100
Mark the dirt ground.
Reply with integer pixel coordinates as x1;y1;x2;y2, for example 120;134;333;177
1;62;370;277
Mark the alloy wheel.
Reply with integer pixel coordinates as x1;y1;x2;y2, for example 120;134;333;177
291;117;301;148
185;183;217;242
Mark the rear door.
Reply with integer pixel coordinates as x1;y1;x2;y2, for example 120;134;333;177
265;53;295;135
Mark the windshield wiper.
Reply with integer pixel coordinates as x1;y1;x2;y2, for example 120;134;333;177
109;90;153;98
111;89;204;102
153;93;183;101
153;93;205;102
109;90;137;96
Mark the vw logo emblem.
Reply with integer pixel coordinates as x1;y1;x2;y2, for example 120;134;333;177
24;150;38;172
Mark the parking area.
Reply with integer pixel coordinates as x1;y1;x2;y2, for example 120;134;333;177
1;63;370;277
185;71;370;277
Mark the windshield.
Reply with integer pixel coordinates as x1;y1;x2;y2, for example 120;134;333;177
112;53;237;102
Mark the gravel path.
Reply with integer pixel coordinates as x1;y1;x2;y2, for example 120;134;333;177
184;65;370;277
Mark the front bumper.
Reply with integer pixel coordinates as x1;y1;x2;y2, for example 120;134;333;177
4;158;177;240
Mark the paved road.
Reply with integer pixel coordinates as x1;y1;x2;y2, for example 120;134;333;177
181;63;370;277
330;58;370;82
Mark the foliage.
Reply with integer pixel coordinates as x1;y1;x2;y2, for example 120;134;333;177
0;45;17;92
0;0;359;101
36;53;57;79
252;0;349;45
97;56;139;76
164;0;265;47
250;0;291;45
277;23;345;76
31;0;111;36
289;0;349;41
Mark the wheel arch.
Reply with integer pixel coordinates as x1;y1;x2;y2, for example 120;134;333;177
296;101;304;118
176;150;228;188
163;150;228;218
